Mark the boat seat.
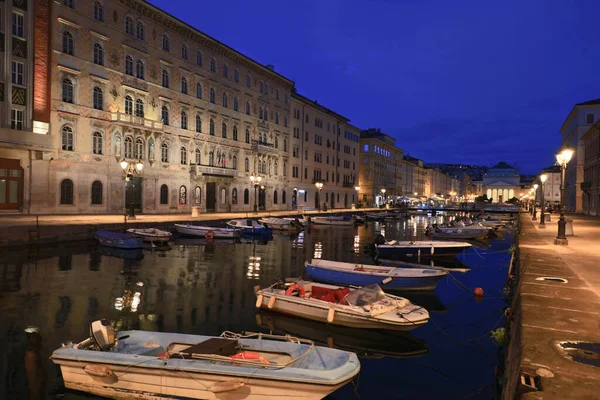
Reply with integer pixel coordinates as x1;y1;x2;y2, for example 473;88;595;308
167;338;240;359
116;341;166;357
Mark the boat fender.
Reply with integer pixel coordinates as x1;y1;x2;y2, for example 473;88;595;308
285;284;305;297
231;351;270;365
255;294;264;308
381;277;393;285
327;308;335;323
84;365;113;377
267;296;276;309
210;381;245;393
205;230;215;239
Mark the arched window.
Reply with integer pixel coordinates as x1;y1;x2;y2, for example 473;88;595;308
181;111;188;129
92;131;103;155
181;77;188;94
180;147;187;165
264;83;269;94
196;83;202;99
135;99;144;117
124;96;133;115
274;161;278;176
161;105;169;125
162;69;169;88
195;149;201;165
233;97;239;111
274;190;278;204
222;93;228;108
275;136;279;149
195;114;202;133
276;88;280;100
179;186;187;205
61;126;74;151
134;138;144;159
221;122;227;138
93;43;103;65
234;69;239;82
209;151;215;166
194;186;201;204
124;137;133;158
282;190;287;204
210;88;215;103
246;73;251;87
92;87;103;110
91;181;103;205
93;1;104;22
233;126;238;141
223;64;228;78
162;34;170;52
62;78;74;103
125;16;135;35
209;119;215;136
233;155;238;169
136;21;145;40
244;189;249;204
259;107;263;120
125;55;134;75
160;184;169;204
196;51;203;66
181;43;188;60
210;57;216;72
161;142;169;162
275;112;279;124
259;81;264;93
244;157;250;172
136;60;145;79
232;188;238;204
245;128;250;144
62;31;74;55
60;179;74;205
221;188;227;204
245;101;250;115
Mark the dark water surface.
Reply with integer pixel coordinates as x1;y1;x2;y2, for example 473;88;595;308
0;214;513;399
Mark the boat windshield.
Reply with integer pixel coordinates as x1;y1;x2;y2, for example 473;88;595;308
344;284;386;306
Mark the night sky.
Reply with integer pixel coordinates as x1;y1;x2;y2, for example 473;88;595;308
149;0;600;174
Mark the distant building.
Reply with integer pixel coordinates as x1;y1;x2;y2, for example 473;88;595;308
483;162;521;203
581;121;600;215
401;155;426;197
472;178;484;197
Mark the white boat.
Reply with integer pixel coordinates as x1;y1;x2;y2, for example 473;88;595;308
310;216;354;226
374;237;472;261
255;281;429;331
428;227;489;241
51;319;360;399
126;228;172;242
258;217;303;231
283;216;311;226
226;219;273;234
174;224;239;238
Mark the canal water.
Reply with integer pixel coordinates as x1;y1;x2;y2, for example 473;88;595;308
0;213;513;399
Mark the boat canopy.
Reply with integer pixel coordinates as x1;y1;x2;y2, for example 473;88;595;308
345;284;386;307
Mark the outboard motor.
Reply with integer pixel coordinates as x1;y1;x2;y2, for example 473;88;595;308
75;319;116;351
373;234;386;246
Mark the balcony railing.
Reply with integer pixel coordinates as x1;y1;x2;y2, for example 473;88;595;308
251;140;278;153
257;120;269;129
110;112;163;130
192;163;236;177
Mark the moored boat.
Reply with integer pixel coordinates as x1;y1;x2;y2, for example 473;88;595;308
310;216;354;226
174;224;239;238
305;259;447;290
426;226;489;241
51;319;360;399
95;230;143;249
373;235;472;261
255;281;429;331
126;228;172;242
258;217;303;231
227;219;273;234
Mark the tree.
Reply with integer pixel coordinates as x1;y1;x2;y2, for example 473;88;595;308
506;197;519;204
474;194;490;203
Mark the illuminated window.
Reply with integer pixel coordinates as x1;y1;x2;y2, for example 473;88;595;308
92;87;103;110
61;126;74;151
93;131;103;154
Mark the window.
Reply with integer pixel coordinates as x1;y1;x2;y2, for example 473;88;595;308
93;2;104;22
63;0;74;8
222;93;228;108
259;81;264;93
245;128;251;144
259;107;263;120
210;88;216;103
60;179;74;205
161;142;169;162
274;161;278;176
179;187;187;205
587;114;594;124
195;114;202;133
264;109;268;121
93;43;104;65
284;116;288;127
194;186;201;205
275;136;279;148
274;190;278;204
162;69;169;88
245;102;251;115
195;149;201;165
135;99;144;117
12;12;24;38
233;97;239;111
136;60;145;79
181;77;188;94
62;31;74;55
160;184;169;204
284;138;288;152
275;112;279;125
264;83;268;94
232;188;238;204
221;122;227;138
124;137;133;158
125;16;134;35
282;190;287;204
210;119;215;136
196;83;202;99
91;181;103;205
233;155;238;169
276;88;280;100
93;131;103;154
125;56;134;75
209;151;215;166
181;111;188;129
181;43;188;60
180;147;187;165
244;189;249;204
244;158;250;172
162;34;170;52
11;109;24;130
285;94;289;104
196;51;203;66
161;106;169;125
136;21;145;40
134;138;143;159
222;64;229;78
210;58;216;72
61;126;74;151
93;87;103;110
233;126;238;141
234;69;239;82
10;61;23;86
62;78;74;103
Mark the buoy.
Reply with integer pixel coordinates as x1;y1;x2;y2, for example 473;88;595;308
267;296;276;309
474;287;484;297
381;277;393;285
255;294;263;308
327;308;335;323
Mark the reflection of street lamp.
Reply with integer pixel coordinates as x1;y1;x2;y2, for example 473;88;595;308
315;182;324;212
120;159;144;219
381;189;386;207
539;174;547;228
354;186;360;208
250;174;262;212
532;184;539;221
555;148;574;245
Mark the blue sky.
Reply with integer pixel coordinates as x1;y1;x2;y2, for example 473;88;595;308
150;0;600;174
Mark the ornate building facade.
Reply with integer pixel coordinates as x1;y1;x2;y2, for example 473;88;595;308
483;161;520;203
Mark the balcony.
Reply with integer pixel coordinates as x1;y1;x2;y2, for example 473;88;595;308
257;120;269;129
110;112;163;130
251;140;279;153
192;164;236;178
581;181;592;192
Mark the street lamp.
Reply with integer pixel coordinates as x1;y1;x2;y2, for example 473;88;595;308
120;158;144;219
531;184;539;221
555;147;574;245
315;182;324;212
539;174;547;228
250;174;262;213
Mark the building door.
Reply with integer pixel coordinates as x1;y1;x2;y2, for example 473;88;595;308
259;187;266;210
206;182;216;212
344;193;348;208
330;192;335;209
125;177;143;212
315;191;320;209
0;158;23;210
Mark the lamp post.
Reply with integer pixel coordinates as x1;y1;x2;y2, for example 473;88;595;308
539;174;547;228
315;182;324;212
555;148;574;245
250;174;262;213
120;159;144;219
354;186;360;208
531;184;539;221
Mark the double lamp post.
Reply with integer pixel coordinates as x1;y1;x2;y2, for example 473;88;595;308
249;174;262;213
120;159;144;219
554;148;574;245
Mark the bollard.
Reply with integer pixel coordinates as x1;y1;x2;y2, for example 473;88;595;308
565;219;574;236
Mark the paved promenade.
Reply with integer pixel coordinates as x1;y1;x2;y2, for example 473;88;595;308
504;212;600;399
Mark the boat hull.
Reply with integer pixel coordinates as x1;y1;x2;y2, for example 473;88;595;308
431;231;488;240
376;244;469;260
310;217;354;226
174;224;238;238
96;233;143;249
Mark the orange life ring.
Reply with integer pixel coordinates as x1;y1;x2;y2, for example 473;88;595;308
231;351;270;364
285;284;305;297
205;230;215;239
